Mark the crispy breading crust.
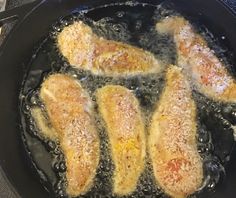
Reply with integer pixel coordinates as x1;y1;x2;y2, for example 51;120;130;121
58;21;161;76
156;16;236;103
96;85;146;195
36;74;100;197
148;66;203;198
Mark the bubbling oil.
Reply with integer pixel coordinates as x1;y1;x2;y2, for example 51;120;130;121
19;2;235;198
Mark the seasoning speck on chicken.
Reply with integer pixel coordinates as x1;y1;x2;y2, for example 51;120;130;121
32;74;100;197
156;16;236;103
57;21;161;76
96;85;146;195
148;65;203;198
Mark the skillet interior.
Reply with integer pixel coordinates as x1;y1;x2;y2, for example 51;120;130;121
0;0;236;197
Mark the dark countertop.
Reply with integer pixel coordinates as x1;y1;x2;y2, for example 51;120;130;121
0;0;236;197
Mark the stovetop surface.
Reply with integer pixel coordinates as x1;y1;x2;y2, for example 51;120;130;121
0;0;236;197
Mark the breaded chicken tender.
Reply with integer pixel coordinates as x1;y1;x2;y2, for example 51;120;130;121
96;85;146;195
58;21;161;76
148;66;203;198
32;74;100;197
156;16;236;103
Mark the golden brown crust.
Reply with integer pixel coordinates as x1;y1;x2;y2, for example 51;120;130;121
148;66;203;198
156;16;236;103
57;21;161;76
96;85;146;195
39;74;100;197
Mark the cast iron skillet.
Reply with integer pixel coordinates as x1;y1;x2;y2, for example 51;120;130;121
0;0;236;197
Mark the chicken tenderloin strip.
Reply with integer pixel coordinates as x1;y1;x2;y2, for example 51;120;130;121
148;65;203;198
96;85;146;195
156;16;236;103
57;21;161;76
32;74;100;197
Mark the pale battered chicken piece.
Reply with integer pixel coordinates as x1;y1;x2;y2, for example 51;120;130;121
96;85;146;195
57;21;161;76
156;16;236;103
148;66;203;198
34;74;100;197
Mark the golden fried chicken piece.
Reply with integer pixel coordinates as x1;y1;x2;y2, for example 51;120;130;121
32;74;100;197
148;65;203;198
57;21;161;76
96;85;146;195
156;16;236;103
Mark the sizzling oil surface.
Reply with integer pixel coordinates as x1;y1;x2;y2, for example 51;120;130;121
20;2;235;198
